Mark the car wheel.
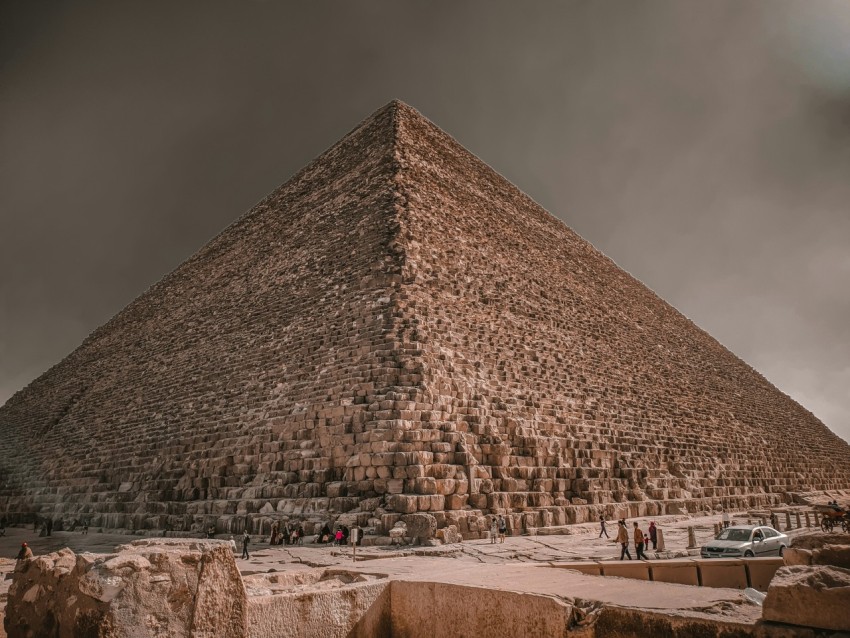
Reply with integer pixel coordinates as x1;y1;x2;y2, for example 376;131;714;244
744;550;754;557
778;545;785;557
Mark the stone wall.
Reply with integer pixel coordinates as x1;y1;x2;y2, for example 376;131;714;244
1;101;849;534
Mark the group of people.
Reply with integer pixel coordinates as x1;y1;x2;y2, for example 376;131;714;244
269;521;305;546
315;523;351;546
489;515;508;543
600;516;658;560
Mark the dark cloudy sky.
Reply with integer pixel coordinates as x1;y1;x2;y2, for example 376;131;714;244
2;1;849;442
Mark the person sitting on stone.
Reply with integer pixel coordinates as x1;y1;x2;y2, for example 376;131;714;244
319;523;331;543
16;542;33;562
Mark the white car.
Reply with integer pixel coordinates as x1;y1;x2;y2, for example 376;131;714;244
701;525;789;558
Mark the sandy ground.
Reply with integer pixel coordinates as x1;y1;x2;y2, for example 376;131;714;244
0;508;813;635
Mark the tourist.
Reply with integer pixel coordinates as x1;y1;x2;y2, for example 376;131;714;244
319;523;331;544
229;535;237;552
0;516;6;537
633;522;647;560
342;525;350;544
490;517;498;544
82;522;88;535
648;521;658;550
16;542;33;562
616;521;631;560
334;528;344;546
46;518;53;536
599;515;609;539
498;515;507;543
270;521;279;545
296;524;304;546
207;525;216;539
721;508;730;529
242;531;250;560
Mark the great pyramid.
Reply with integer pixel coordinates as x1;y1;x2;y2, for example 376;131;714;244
2;101;849;537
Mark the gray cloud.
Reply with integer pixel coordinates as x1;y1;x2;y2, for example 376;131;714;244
2;0;849;442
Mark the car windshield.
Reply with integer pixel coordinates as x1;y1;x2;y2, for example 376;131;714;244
715;529;751;542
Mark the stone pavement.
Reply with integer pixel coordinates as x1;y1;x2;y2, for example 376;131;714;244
0;510;815;636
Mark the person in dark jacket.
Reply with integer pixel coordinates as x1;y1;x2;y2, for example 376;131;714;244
16;542;33;561
241;531;250;559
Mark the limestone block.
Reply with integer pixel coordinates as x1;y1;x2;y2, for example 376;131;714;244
742;557;783;591
445;494;467;510
762;565;850;631
387;494;418;514
600;561;650;580
435;524;461;544
814;544;850;569
4;539;247;638
646;559;699;586
414;477;437;495
693;559;748;589
786;531;848;551
401;513;437;540
783;548;813;566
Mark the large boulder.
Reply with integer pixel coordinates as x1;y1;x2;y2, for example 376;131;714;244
762;565;850;632
4;539;247;638
401;513;437;542
814;544;850;570
787;531;848;551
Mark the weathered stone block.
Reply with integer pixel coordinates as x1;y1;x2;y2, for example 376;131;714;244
5;539;247;638
763;565;850;631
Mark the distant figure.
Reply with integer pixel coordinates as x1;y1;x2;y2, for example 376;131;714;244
0;517;6;537
16;542;33;562
334;529;343;546
229;535;237;552
616;521;632;560
633;522;647;560
342;525;350;544
318;523;331;544
241;531;250;559
207;525;216;539
46;518;53;536
498;515;507;543
599;516;609;539
490;517;498;544
648;521;658;550
296;524;304;546
82;523;89;535
722;509;730;529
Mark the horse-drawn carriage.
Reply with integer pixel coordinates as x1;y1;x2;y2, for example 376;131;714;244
815;504;850;533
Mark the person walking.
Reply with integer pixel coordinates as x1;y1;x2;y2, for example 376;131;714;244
616;521;632;560
721;508;730;529
241;531;250;560
599;515;609;539
497;515;507;543
648;521;658;550
633;522;647;559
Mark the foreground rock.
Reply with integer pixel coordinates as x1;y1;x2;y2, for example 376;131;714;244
762;565;850;632
4;539;246;638
782;530;850;570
